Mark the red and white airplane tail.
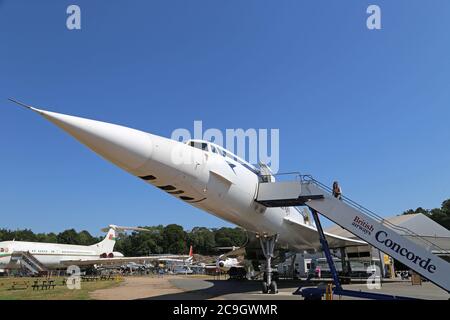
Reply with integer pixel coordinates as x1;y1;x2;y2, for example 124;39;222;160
186;245;194;262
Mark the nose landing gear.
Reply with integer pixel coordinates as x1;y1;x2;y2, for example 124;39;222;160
258;233;279;294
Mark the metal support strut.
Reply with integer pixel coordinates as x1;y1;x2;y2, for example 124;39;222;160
259;233;279;294
310;209;342;291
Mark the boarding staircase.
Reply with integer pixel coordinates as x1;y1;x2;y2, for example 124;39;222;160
10;251;48;275
255;174;450;294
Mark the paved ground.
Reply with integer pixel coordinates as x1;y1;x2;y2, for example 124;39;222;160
90;275;450;300
90;276;184;300
337;281;450;300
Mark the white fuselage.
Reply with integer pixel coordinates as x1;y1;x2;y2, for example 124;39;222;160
126;137;310;251
12;106;342;257
0;227;120;270
0;241;98;269
218;257;241;271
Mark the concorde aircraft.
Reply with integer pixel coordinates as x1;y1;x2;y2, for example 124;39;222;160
0;224;192;271
8;99;364;292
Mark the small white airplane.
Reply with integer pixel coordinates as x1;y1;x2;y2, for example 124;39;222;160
204;256;247;280
217;257;240;271
204;247;245;272
0;224;192;271
8;99;364;292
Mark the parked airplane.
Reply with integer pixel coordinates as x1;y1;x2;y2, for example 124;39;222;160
162;245;194;265
0;224;192;272
217;257;240;271
64;245;193;268
0;225;139;270
9;99;364;292
204;246;246;276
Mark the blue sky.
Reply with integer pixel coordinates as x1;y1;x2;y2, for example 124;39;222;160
1;1;449;235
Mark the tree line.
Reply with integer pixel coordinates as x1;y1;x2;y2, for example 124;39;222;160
0;224;247;256
401;198;450;230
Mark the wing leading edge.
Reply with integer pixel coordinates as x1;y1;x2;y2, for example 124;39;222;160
283;216;366;250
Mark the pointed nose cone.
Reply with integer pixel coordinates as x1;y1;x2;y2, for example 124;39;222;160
33;108;154;172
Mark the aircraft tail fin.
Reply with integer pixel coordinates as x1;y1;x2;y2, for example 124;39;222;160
91;224;150;254
91;227;117;253
186;245;194;263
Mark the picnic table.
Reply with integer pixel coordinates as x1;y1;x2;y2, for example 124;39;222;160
100;274;112;281
10;281;29;290
81;275;99;282
31;279;56;290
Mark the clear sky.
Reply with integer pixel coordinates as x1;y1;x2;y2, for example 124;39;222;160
1;1;449;236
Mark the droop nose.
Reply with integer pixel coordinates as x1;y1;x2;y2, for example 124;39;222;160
31;108;154;172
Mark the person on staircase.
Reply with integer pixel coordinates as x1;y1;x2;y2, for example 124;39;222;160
332;181;342;200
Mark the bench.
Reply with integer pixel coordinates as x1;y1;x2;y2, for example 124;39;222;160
47;280;56;289
100;274;112;281
10;281;29;290
31;279;56;290
31;280;40;290
81;276;99;282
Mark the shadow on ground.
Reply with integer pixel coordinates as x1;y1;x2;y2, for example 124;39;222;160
139;279;316;300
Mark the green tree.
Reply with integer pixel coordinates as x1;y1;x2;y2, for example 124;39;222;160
77;230;96;245
402;207;429;215
214;227;246;248
11;229;36;241
188;227;216;255
35;232;57;243
114;234;132;256
57;229;79;244
162;224;186;254
442;199;450;214
115;225;165;256
0;229;13;241
401;199;450;230
428;200;450;230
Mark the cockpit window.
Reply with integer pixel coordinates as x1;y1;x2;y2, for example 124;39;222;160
215;146;226;157
189;141;209;151
216;146;235;160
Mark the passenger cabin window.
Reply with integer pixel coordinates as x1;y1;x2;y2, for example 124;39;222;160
168;190;184;194
140;175;156;181
189;141;209;151
158;185;177;191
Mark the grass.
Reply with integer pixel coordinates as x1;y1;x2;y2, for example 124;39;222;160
0;276;123;300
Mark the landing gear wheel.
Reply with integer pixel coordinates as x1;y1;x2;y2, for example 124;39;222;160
259;234;279;295
269;281;278;294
